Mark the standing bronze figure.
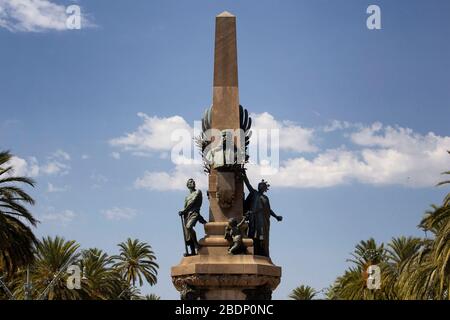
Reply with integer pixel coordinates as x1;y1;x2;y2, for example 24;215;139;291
242;170;282;257
179;178;207;256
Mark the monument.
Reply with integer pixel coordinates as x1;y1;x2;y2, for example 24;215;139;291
171;11;282;300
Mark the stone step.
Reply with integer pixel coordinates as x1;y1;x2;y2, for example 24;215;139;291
204;222;228;235
198;236;254;255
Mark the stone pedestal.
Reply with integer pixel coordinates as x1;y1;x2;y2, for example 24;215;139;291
171;223;281;300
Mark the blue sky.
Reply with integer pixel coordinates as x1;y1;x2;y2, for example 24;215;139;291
1;0;450;299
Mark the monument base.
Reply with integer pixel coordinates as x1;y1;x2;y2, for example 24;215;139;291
171;233;281;300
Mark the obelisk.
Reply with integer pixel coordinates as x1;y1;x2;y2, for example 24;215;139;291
208;11;244;224
171;11;281;300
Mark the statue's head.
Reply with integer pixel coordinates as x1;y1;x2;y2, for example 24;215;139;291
228;217;238;227
186;178;196;190
257;179;270;193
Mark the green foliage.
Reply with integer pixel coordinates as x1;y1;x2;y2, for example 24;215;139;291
289;285;317;300
141;293;161;300
0;151;37;274
0;153;160;300
112;238;159;287
1;236;159;300
327;151;450;300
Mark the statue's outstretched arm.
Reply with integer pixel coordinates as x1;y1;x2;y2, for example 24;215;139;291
270;209;283;221
237;216;246;227
242;170;255;193
266;198;282;221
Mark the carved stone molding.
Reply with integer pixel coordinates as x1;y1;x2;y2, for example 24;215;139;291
172;273;280;300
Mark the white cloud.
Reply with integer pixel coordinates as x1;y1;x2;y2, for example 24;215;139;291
5;150;71;177
110;113;193;154
111;152;121;160
102;207;137;221
110;112;317;168
120;112;317;191
251;112;317;153
249;123;450;188
47;182;68;193
322;120;356;132
348;123;450;187
40;161;69;175
134;161;207;192
6;156;40;177
52;149;70;161
40;149;71;175
0;0;94;32
81;154;90;160
114;112;450;190
245;148;362;188
40;209;76;225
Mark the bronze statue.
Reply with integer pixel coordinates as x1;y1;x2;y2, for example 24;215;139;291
179;178;207;256
242;170;282;257
225;216;248;255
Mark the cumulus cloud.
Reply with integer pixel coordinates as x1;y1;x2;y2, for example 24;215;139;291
52;149;70;161
7;156;40;177
110;113;202;168
112;112;450;190
134;161;207;192
322;120;356;132
110;112;317;162
41;149;71;175
5;150;71;177
0;0;94;32
40;209;76;225
251;112;317;153
348;123;450;187
248;123;450;188
246;148;363;188
102;207;137;221
40;161;69;175
114;111;317;191
110;113;193;154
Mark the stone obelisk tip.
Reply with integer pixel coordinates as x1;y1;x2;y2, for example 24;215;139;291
217;11;235;17
213;11;238;87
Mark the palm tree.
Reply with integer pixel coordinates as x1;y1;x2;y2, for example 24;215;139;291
0;151;38;274
396;238;437;299
330;238;387;300
329;267;368;300
347;238;386;268
112;238;158;288
432;151;450;299
141;293;160;300
79;248;118;300
12;236;81;300
401;158;450;300
383;236;422;299
289;285;317;300
404;206;450;299
108;273;141;300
